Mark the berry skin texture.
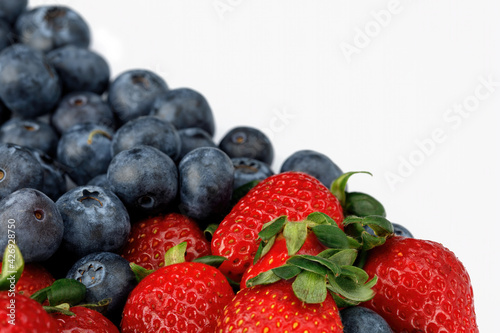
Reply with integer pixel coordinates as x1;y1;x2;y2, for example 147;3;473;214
122;212;211;271
121;262;234;333
0;263;54;297
216;279;344;333
0;291;57;332
362;236;479;333
52;306;119;333
240;231;326;289
212;171;344;282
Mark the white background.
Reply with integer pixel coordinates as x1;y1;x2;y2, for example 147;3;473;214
32;0;499;330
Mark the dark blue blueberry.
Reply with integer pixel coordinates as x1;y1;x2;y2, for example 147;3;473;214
150;88;215;137
107;145;178;217
340;306;393;333
178;127;217;162
219;126;274;165
57;123;114;186
51;91;116;135
280;149;343;188
393;223;414;238
232;157;274;190
108;69;169;124
56;185;130;258
47;45;109;94
0;188;63;262
178;147;234;221
0;143;44;200
28;148;67;201
0;44;61;118
87;174;110;189
66;252;136;321
0;118;59;157
15;5;90;53
0;99;10;126
111;116;181;161
0;0;27;25
0;19;11;51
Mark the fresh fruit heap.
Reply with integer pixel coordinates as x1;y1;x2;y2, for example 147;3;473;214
0;1;479;332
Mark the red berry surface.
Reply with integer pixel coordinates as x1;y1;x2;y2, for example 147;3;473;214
362;236;479;333
122;212;211;270
0;291;57;332
0;263;54;297
121;262;234;333
216;279;344;333
212;171;344;282
52;306;119;332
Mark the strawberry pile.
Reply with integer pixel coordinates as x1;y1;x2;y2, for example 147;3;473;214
0;1;479;332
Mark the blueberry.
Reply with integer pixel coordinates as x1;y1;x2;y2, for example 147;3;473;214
280;149;343;188
87;174;111;189
232;157;274;190
0;44;61;118
0;0;27;25
51;92;116;135
28;148;67;201
57;123;114;186
111;116;181;161
0;188;63;262
178;147;234;221
340;306;393;333
0;100;9;126
0;143;44;200
178;127;217;162
56;185;130;258
107;145;178;217
47;45;110;95
108;69;169;124
0;118;59;157
151;88;215;137
0;19;11;51
219;126;274;165
15;5;90;53
66;252;136;321
393;223;414;238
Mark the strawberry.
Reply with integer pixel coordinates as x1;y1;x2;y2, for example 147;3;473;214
122;212;211;270
215;279;344;333
0;263;55;297
121;244;235;333
0;291;58;332
52;306;119;333
362;236;479;333
212;171;344;282
240;227;326;289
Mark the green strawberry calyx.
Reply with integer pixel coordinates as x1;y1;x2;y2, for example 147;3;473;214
130;242;227;283
0;243;24;290
330;171;386;218
247;212;394;307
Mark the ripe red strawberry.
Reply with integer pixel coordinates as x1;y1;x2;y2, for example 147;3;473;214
240;229;326;289
121;262;234;332
122;212;211;270
52;306;119;333
216;279;344;332
0;263;55;297
362;236;479;333
212;171;344;282
0;291;57;332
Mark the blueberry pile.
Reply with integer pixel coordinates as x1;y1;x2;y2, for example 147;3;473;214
0;1;394;330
